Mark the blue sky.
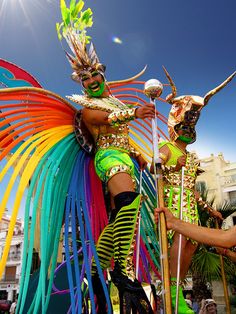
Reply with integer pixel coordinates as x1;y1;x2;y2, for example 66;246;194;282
0;0;236;163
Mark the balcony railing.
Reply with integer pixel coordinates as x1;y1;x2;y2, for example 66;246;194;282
1;277;19;283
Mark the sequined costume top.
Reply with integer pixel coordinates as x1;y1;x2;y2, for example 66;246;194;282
159;141;201;239
69;94;139;184
69;94;135;153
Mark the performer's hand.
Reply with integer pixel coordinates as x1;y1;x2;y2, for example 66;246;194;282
209;209;223;221
135;104;155;120
136;155;147;170
154;207;176;229
175;155;186;171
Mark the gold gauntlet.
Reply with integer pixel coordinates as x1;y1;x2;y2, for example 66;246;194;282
108;108;136;126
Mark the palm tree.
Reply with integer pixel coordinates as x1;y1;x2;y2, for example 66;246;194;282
190;182;236;306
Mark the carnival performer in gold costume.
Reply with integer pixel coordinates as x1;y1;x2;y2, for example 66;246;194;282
56;2;155;313
151;68;235;314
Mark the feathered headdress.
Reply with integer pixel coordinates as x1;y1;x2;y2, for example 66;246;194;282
56;0;105;82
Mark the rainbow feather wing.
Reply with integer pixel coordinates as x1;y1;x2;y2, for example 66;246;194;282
0;86;110;313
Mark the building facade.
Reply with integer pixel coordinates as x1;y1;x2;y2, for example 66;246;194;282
196;152;236;228
0;212;24;301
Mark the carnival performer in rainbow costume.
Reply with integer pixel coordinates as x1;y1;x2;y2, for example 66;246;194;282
56;1;157;312
0;1;165;313
151;68;235;314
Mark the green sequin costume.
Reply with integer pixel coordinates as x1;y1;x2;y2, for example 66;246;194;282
159;141;200;241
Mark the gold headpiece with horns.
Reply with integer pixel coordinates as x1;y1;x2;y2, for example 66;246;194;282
163;66;236;143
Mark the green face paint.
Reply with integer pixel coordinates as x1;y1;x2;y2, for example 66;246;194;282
178;135;193;144
86;81;105;97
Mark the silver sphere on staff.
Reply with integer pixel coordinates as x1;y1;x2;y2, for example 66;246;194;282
144;79;163;99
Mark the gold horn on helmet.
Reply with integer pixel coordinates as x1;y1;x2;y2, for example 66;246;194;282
163;66;177;103
204;71;236;106
107;66;147;86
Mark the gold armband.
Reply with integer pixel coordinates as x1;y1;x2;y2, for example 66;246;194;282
108;108;136;126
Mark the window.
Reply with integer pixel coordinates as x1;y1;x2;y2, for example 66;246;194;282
5;266;16;281
229;191;236;203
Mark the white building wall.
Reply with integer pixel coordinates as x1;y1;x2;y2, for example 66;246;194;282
0;213;24;301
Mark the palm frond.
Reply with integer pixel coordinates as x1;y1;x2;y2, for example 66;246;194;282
192;246;235;282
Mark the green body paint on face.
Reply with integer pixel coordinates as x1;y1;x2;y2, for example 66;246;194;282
178;135;193;144
86;81;105;97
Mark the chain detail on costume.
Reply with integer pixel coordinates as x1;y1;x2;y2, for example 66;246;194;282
108;108;136;126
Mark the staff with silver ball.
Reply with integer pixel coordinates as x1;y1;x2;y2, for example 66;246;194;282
144;79;172;314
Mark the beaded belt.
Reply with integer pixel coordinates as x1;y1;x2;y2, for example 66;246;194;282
96;133;130;151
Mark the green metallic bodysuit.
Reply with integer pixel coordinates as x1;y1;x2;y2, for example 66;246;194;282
159;141;200;240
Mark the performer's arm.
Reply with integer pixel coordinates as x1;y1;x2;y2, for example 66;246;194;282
82;104;155;126
216;247;236;262
82;108;110;125
196;194;223;220
155;207;236;248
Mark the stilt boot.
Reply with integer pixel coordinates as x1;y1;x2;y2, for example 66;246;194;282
171;278;194;314
91;210;118;314
111;192;154;314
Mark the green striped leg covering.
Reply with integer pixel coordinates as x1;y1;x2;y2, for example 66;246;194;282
91;222;114;275
113;193;141;279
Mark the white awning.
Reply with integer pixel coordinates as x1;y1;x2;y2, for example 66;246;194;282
223;186;236;193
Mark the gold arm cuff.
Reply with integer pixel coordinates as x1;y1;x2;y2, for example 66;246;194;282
108;108;136;126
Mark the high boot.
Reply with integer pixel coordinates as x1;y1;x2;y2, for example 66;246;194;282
171;278;194;314
111;192;154;314
91;210;118;313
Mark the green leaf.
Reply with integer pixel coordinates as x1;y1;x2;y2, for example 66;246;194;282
70;0;76;12
81;8;93;24
56;22;63;40
60;0;68;22
72;0;84;18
